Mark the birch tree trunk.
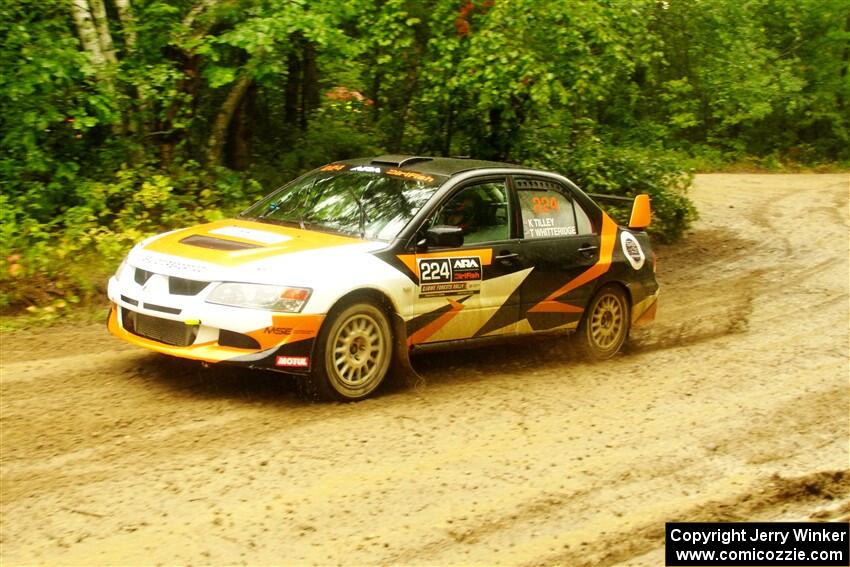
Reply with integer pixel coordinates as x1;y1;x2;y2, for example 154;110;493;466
87;0;118;65
205;75;252;166
70;0;107;67
70;0;123;133
113;0;137;50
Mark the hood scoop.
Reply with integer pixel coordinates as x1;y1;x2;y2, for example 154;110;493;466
179;235;261;251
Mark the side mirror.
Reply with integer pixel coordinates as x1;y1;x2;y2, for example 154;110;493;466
629;194;651;230
425;225;464;248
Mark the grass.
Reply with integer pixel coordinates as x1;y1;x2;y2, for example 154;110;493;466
0;300;110;334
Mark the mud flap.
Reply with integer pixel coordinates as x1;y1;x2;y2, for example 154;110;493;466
390;312;423;390
632;296;658;328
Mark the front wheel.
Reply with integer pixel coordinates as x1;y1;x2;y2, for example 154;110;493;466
574;285;630;360
304;302;393;401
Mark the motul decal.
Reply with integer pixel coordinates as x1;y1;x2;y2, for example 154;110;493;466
275;355;309;368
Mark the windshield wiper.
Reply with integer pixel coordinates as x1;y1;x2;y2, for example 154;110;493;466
359;207;367;239
340;185;368;239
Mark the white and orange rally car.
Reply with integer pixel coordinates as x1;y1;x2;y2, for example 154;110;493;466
108;156;658;400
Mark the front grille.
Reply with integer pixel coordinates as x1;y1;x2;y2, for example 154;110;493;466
122;308;198;346
143;302;181;315
132;265;208;297
135;268;153;285
169;276;209;296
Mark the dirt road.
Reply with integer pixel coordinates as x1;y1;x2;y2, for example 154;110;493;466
2;174;848;566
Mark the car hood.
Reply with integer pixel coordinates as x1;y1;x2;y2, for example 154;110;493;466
140;219;375;265
128;219;387;282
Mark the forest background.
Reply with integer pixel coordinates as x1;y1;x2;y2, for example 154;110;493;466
1;0;848;316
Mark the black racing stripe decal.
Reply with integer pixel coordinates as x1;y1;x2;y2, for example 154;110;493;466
525;311;580;332
481;262;524;279
521;270;572;303
372;249;419;284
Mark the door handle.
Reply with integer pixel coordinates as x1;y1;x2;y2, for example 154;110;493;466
578;244;598;256
495;252;519;260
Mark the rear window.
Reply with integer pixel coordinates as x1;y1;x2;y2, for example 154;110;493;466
515;178;579;239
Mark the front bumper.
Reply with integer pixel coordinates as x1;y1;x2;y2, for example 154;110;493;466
106;273;324;370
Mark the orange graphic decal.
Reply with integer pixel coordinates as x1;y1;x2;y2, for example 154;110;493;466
407;299;465;346
385;168;435;184
247;314;324;349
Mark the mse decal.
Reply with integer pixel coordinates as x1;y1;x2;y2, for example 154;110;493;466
264;326;293;335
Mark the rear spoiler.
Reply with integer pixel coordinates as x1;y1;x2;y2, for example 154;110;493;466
587;193;651;230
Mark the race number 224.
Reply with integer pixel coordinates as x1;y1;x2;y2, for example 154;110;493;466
418;259;451;283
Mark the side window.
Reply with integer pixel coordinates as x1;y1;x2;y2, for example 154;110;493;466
515;178;579;239
574;200;594;235
432;180;510;244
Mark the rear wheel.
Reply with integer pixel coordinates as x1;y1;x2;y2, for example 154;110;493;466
574;285;630;360
304;301;393;401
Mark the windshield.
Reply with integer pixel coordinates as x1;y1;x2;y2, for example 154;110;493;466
240;164;444;241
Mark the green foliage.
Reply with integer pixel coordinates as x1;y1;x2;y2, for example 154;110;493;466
1;0;847;312
0;164;260;311
275;110;382;181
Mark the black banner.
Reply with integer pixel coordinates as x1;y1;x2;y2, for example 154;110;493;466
666;522;849;566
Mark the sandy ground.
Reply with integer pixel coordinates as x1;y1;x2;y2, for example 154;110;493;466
1;173;848;566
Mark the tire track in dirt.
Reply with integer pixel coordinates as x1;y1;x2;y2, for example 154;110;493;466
540;470;850;567
1;174;847;565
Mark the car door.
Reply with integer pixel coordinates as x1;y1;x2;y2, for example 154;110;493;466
513;176;600;332
406;177;527;345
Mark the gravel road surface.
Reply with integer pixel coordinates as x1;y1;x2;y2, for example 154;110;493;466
1;173;848;566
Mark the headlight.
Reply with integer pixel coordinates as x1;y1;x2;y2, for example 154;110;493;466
206;283;312;312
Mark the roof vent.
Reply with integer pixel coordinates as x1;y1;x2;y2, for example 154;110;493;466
370;155;434;167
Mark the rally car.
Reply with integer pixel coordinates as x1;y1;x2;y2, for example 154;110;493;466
107;156;658;401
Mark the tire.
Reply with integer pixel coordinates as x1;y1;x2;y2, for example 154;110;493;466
303;301;393;402
574;285;630;360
